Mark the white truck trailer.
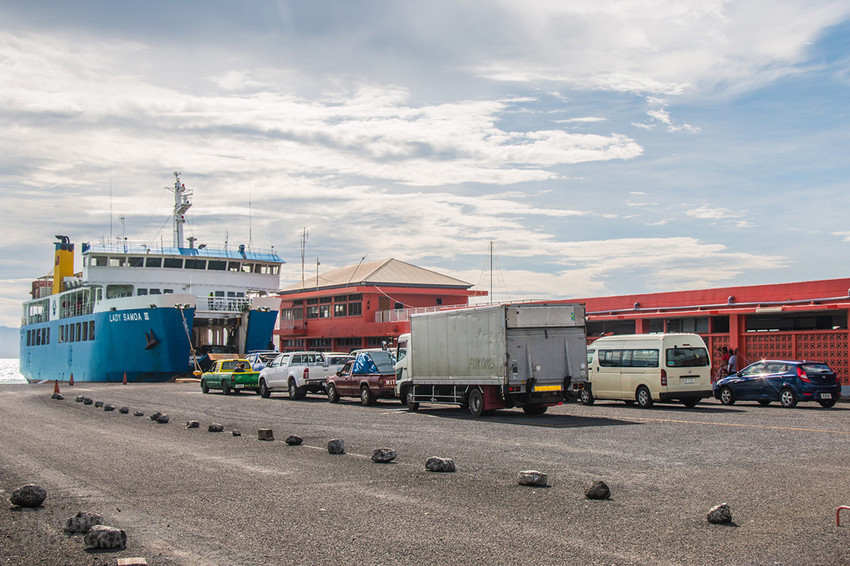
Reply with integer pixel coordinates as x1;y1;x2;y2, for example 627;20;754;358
394;303;588;417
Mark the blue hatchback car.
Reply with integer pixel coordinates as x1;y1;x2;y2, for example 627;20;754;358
714;359;841;408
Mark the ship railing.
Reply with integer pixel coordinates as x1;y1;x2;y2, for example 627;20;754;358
84;241;279;257
198;296;252;313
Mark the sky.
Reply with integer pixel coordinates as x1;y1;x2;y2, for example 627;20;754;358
2;0;850;330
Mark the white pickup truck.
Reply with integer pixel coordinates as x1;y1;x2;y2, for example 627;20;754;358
258;351;353;399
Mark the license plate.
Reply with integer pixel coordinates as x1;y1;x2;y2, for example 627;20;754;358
234;384;244;389
821;393;832;399
683;378;695;384
534;385;562;392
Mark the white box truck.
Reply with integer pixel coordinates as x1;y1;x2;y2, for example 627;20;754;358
394;303;588;417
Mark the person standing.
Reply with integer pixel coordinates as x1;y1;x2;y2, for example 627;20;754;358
727;349;739;375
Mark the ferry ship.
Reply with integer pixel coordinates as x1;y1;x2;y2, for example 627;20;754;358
19;172;283;382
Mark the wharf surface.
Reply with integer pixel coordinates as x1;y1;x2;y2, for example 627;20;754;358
1;381;849;565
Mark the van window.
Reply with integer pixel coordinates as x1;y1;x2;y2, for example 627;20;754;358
599;349;659;368
586;349;594;366
665;347;709;367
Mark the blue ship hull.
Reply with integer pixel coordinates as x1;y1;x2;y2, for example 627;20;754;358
20;307;196;383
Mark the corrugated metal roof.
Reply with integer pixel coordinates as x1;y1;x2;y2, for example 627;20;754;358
283;258;471;292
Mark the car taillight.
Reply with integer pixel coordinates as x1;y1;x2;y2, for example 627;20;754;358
303;368;309;380
661;369;667;386
797;366;811;382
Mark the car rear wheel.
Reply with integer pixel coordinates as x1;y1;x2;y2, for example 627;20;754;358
636;386;653;408
327;383;340;403
580;387;595;405
221;380;230;395
200;380;209;394
258;379;270;398
819;398;837;408
779;388;798;408
719;386;735;406
360;385;374;406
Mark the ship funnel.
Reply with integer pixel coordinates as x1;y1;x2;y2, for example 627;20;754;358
53;235;74;294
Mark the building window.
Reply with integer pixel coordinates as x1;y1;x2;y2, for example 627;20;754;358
587;320;636;337
746;310;848;332
319;305;331;318
366;336;391;348
308;338;332;349
665;317;708;333
711;316;729;333
333;304;347;317
306;306;319;319
436;298;443;305
647;319;664;333
394;302;403;310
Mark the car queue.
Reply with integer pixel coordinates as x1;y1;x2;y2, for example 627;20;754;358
201;334;843;412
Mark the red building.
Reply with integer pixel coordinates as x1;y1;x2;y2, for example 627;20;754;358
573;278;850;386
274;258;486;352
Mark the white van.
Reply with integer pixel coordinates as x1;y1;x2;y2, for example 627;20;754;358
582;333;712;408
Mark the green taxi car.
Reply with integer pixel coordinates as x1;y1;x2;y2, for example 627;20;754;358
200;358;260;394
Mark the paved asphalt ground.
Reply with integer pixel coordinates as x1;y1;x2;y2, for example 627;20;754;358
1;382;849;566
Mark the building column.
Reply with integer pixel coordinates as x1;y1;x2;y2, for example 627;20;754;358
729;314;745;366
634;318;648;334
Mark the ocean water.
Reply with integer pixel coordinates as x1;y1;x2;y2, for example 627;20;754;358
0;359;26;383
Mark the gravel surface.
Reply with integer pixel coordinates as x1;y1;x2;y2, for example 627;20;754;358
1;381;849;565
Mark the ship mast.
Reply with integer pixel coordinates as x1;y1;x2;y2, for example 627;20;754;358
167;171;192;248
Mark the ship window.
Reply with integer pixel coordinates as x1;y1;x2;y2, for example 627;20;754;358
59;325;64;343
89;321;94;340
82;322;88;341
241;263;253;273
185;259;206;270
145;257;162;268
129;257;144;267
208;260;226;271
149;289;161;295
106;285;133;299
93;256;108;267
228;262;241;272
137;289;148;296
253;264;263;274
163;289;173;294
164;258;183;268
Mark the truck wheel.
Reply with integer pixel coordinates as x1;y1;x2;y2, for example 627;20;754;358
327;383;340;403
221;380;231;395
636;386;653;408
522;404;547;415
399;385;409;406
360;385;375;406
288;379;305;400
580;387;594;405
200;380;209;394
406;389;419;412
468;388;485;417
258;379;270;398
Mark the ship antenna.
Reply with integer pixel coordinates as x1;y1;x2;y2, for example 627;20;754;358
248;173;253;249
166;171;192;248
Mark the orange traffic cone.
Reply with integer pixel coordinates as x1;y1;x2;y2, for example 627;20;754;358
69;373;74;386
122;372;127;385
53;379;60;395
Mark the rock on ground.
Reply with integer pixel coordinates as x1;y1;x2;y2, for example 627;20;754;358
84;525;126;549
517;470;548;487
426;457;456;473
372;448;397;463
707;503;733;524
257;429;274;441
327;439;345;454
65;511;103;534
285;435;303;445
585;480;611;500
208;423;224;432
10;484;46;508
